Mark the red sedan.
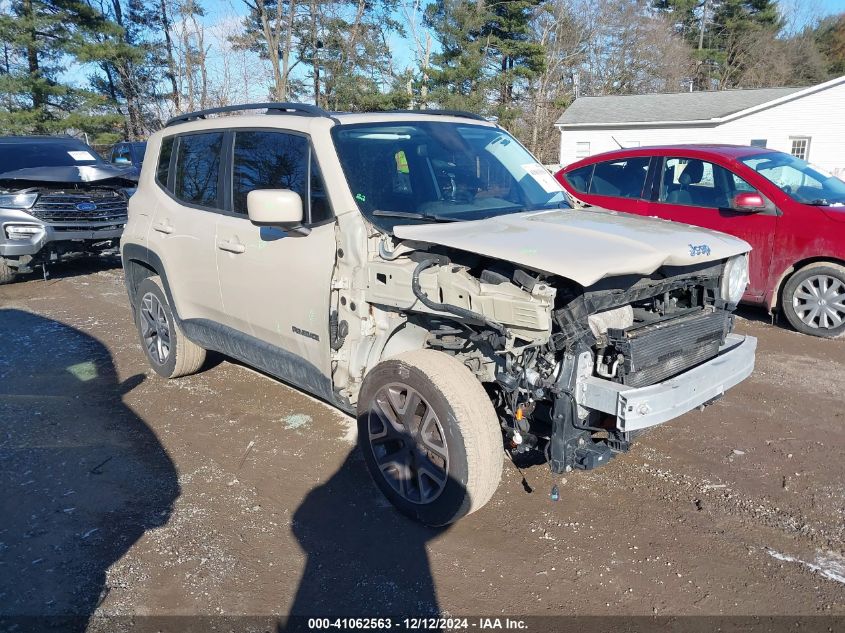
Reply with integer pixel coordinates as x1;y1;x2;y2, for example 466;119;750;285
555;145;845;337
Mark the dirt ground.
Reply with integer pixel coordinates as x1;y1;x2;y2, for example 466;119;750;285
1;259;843;628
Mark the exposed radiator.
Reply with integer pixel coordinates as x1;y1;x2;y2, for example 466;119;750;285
608;309;732;388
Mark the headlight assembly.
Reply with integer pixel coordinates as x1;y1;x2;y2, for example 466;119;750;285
0;193;38;209
4;224;44;241
722;254;750;305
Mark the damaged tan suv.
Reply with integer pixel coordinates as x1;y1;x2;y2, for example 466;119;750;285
122;104;757;525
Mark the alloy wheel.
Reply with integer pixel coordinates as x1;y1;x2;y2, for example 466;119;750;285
366;383;450;505
140;292;172;364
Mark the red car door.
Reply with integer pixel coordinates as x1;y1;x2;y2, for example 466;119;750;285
646;156;778;301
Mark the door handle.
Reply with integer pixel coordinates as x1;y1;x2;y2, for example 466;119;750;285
153;221;174;234
217;239;245;254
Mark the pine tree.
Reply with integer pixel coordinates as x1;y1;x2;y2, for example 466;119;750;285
425;0;546;120
76;0;166;140
0;0;124;138
654;0;782;89
816;13;845;77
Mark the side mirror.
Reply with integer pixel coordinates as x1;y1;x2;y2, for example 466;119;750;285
247;189;309;235
732;191;766;212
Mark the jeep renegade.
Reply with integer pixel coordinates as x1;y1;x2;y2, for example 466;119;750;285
121;104;757;525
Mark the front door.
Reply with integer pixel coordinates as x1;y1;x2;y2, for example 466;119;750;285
215;129;336;384
648;156;778;300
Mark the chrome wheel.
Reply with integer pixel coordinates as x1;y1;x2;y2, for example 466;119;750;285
366;383;449;505
792;274;845;330
140;292;171;364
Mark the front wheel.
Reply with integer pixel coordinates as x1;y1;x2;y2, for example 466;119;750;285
357;350;503;526
782;263;845;337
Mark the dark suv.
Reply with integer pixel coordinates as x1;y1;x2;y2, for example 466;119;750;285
0;136;137;283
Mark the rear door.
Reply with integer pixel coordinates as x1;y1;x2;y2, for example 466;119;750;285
559;156;652;216
214;129;336;380
647;156;778;300
147;132;225;322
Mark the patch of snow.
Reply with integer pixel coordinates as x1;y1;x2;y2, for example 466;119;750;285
766;548;845;585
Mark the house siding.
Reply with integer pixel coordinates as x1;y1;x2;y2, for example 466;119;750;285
557;81;845;176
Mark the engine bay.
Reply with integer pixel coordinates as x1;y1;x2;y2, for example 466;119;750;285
361;243;734;474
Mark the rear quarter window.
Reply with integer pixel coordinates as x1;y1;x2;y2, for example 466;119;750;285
156;137;174;190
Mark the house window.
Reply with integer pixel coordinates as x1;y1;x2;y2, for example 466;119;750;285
790;137;811;161
575;142;590;159
750;139;767;148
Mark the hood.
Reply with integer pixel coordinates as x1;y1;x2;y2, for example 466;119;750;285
393;208;751;287
0;164;138;185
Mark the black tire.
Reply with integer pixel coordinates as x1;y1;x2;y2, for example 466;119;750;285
135;276;206;378
781;263;845;338
357;349;503;526
0;258;15;285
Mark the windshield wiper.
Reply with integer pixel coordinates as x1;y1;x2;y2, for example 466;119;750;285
806;199;831;206
372;209;457;222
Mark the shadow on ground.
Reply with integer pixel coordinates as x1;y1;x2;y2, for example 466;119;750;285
287;448;449;623
0;309;178;631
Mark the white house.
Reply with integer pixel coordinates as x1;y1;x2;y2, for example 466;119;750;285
555;75;845;176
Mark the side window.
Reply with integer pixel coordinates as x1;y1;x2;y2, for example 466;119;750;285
589;157;649;199
564;165;593;193
115;145;131;163
173;132;223;207
310;155;332;223
232;131;308;216
156;137;174;190
659;157;745;209
731;172;756;193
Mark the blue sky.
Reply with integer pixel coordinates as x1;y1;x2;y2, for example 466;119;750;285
55;0;845;101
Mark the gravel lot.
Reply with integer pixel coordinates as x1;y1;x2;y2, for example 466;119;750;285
1;260;843;628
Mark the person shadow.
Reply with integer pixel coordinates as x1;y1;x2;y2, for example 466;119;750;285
284;440;459;630
0;309;179;632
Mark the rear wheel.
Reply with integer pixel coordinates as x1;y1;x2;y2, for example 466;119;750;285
135;276;206;378
0;258;15;285
357;350;503;526
782;263;845;337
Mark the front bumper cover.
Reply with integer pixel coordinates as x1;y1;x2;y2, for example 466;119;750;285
577;333;757;432
0;221;124;257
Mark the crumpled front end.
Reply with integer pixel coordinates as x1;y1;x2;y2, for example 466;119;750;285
355;234;756;474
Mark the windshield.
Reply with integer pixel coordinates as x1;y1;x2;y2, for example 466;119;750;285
740;151;845;206
0;139;105;174
331;122;569;231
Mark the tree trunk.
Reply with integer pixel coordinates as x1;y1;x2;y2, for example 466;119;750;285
160;0;181;112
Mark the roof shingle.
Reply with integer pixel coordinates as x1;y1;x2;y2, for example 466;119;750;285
556;87;803;126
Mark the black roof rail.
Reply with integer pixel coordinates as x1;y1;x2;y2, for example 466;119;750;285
380;109;490;122
165;102;331;127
